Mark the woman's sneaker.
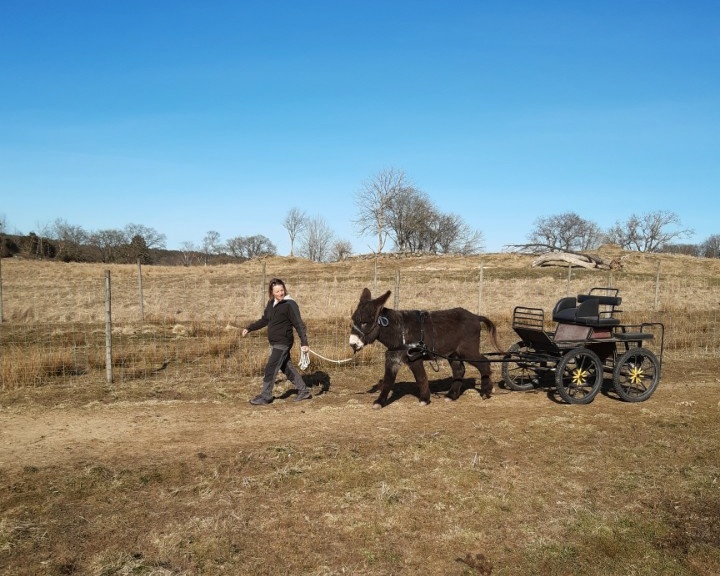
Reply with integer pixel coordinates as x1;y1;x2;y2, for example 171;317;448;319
249;394;273;405
294;389;312;402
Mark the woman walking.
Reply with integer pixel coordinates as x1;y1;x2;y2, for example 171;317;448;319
242;278;311;405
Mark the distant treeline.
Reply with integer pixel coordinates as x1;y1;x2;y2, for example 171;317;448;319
0;232;247;266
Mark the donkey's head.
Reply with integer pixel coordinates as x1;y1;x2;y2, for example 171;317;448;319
349;288;392;352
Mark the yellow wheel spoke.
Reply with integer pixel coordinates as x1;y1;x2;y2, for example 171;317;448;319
572;368;589;385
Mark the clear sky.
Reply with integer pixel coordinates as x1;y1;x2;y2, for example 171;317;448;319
2;1;719;255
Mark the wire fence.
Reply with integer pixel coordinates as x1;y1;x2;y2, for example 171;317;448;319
1;257;719;389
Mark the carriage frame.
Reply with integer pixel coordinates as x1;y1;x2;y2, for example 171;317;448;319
497;287;665;404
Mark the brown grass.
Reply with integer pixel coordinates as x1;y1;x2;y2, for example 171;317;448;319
1;251;719;575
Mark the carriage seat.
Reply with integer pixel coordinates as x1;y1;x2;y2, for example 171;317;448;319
552;293;622;327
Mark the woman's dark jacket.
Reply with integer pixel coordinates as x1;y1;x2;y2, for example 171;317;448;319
246;297;309;348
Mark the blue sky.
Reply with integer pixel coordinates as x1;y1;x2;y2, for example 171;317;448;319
2;0;718;254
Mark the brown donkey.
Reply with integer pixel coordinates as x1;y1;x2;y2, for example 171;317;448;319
349;288;503;408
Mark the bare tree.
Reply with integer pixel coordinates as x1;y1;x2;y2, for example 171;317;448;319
386;185;432;252
0;214;6;234
661;243;700;256
226;235;276;258
225;236;244;258
124;223;167;250
298;215;334;262
607;210;693;252
354;168;410;254
435;213;485;255
202;230;223;264
330;239;353;261
179;241;197;266
701;234;720;258
50;219;89;262
528;212;603;252
283;208;308;257
88;228;126;262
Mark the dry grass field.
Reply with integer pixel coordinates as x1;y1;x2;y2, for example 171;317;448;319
1;250;719;575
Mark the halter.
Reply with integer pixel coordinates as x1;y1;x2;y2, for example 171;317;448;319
352;314;389;340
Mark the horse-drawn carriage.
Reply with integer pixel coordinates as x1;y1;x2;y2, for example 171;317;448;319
348;286;664;407
501;287;664;404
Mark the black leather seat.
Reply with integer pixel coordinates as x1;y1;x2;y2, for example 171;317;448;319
552;294;621;327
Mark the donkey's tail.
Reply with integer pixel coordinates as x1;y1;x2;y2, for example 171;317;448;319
479;315;505;354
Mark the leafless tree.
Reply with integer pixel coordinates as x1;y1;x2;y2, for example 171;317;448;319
179;241;197;266
298;215;334;262
528;212;603;252
0;214;6;234
283;208;308;256
385;185;432;252
354;168;410;254
50;219;89;262
700;234;720;258
607;210;693;253
330;239;353;261
124;223;166;250
661;243;700;256
202;230;223;264
435;213;485;254
89;229;126;262
226;235;276;258
384;189;483;254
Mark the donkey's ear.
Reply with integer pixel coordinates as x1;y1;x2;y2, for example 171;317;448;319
360;288;372;302
376;290;392;306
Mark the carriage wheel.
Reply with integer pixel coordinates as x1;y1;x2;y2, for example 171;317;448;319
612;348;660;402
555;347;603;404
502;342;538;391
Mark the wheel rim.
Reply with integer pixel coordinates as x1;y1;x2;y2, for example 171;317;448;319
614;349;660;401
502;343;537;391
556;348;603;404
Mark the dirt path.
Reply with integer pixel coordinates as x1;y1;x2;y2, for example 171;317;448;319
3;379;718;472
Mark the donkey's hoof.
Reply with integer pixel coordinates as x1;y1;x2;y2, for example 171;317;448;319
418;400;429;407
372;402;383;410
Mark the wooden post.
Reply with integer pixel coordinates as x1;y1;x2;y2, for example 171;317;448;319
261;260;267;311
654;260;661;311
104;270;113;384
373;253;378;291
477;263;484;314
566;265;572;296
394;269;400;309
0;256;3;324
137;258;144;327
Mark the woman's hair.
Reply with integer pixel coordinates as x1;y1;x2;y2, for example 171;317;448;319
268;278;287;298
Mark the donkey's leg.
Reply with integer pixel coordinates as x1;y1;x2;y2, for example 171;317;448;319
408;360;431;406
447;359;466;401
373;350;403;408
468;355;493;398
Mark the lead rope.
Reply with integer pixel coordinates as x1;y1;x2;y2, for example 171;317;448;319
299;348;355;370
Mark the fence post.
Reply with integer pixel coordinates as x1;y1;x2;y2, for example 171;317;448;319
373;253;378;291
394;269;400;309
105;270;113;384
566;265;572;296
137;258;144;328
477;263;484;314
0;256;3;324
261;260;267;311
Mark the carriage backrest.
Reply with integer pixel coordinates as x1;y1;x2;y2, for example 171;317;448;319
552;287;622;327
